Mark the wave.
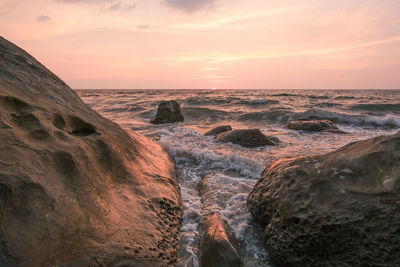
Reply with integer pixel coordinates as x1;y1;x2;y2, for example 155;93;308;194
184;96;241;106
102;107;129;113
236;99;279;106
270;93;299;97
136;108;157;118
157;128;265;178
184;97;278;106
351;103;400;112
296;108;400;128
238;109;293;123
316;102;342;108
307;95;330;99
335;96;355;100
181;107;231;118
238;108;400;128
79;93;100;97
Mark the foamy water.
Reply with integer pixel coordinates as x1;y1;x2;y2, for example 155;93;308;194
78;89;400;266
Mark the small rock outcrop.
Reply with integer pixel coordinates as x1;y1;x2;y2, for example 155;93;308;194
216;129;279;148
287;119;344;133
204;125;232;136
199;213;243;267
151;100;184;124
248;131;400;266
0;36;182;266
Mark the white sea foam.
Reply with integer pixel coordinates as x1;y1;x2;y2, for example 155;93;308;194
158;127;265;179
299;108;400;128
158;126;271;266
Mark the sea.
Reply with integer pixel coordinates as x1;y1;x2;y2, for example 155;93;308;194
77;89;400;267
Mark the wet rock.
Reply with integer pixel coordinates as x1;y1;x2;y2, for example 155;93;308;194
248;131;400;266
216;129;279;148
199;213;243;267
286;119;344;133
0;118;11;129
150;100;184;124
204;125;232;136
0;36;182;266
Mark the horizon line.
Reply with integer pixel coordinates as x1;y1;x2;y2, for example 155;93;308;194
73;88;400;90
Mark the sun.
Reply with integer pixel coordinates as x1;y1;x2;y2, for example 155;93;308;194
211;86;216;90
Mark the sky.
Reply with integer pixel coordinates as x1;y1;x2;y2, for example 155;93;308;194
0;0;399;89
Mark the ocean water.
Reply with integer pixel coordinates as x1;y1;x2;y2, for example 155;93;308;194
77;89;400;267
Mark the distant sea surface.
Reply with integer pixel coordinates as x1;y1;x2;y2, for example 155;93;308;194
77;89;400;267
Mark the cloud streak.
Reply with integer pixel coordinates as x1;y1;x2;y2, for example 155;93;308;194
36;15;51;22
102;1;136;11
137;24;149;30
164;0;215;13
58;0;115;3
153;35;400;65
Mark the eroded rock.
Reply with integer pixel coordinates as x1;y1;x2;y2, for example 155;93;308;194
287;119;344;133
204;125;232;136
199;213;242;267
0;36;182;266
216;129;279;148
248;132;400;266
151;100;184;124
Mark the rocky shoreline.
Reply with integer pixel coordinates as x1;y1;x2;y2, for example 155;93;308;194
1;36;399;266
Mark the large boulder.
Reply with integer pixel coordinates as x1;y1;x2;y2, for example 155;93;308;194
247;132;400;266
204;125;232;136
151;100;184;124
0;36;182;266
216;129;279;148
287;119;344;133
199;213;242;267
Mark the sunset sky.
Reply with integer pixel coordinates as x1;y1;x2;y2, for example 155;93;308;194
1;0;399;89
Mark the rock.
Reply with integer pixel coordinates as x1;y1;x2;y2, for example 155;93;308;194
0;36;182;266
247;132;400;266
150;100;184;124
204;125;232;136
199;213;243;267
287;119;344;133
216;129;279;148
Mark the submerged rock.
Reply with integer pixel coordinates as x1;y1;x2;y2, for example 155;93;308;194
287;119;344;133
216;129;279;148
204;125;232;136
151;100;184;124
248;131;400;266
0;36;182;266
199;213;243;267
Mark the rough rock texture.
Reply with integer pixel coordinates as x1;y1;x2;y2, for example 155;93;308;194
151;100;184;124
0;36;182;266
287;119;344;133
199;213;242;267
216;129;279;148
204;125;232;136
248;132;400;266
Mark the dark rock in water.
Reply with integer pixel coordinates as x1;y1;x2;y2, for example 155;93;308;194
204;125;232;136
199;213;243;267
287;119;344;133
151;100;184;124
247;132;400;267
216;129;279;148
0;36;182;266
197;176;243;267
